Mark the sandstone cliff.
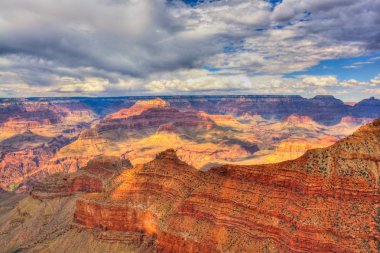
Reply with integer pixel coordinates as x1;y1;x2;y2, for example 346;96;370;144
0;120;379;252
1;97;375;193
0;135;72;192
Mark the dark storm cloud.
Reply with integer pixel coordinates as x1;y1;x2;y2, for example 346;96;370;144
273;0;380;49
0;0;220;80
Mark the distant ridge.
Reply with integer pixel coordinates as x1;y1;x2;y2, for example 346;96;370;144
1;95;379;125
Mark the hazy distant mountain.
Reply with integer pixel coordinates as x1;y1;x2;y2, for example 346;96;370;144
0;96;379;192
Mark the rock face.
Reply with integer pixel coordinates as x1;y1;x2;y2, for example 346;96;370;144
2;120;378;252
2;95;380;126
0;99;99;192
1;95;380;193
106;98;170;120
59;97;369;173
165;95;379;125
98;98;218;135
0;135;72;192
72;129;380;252
0;100;96;134
30;155;132;199
57;99;251;171
352;97;380;118
203;95;350;125
0;130;52;153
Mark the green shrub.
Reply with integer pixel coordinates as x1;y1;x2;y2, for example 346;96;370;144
9;183;19;192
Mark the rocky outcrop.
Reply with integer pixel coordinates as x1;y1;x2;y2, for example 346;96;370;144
2;96;379;193
0;100;96;127
57;99;237;170
1;95;380;127
0;135;72;192
0;130;52;153
0;102;62;125
282;115;315;125
98;106;217;133
0;99;100;192
164;95;380;126
106;98;170;120
0;99;97;143
201;95;350;125
1;120;379;252
63;120;380;252
352;97;380;118
31;155;132;199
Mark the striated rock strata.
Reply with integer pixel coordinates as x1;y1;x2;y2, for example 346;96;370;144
2;96;380;193
0;135;72;192
31;155;132;199
2;120;377;252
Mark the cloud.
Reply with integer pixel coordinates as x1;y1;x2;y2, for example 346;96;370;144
362;88;380;95
0;0;379;98
370;75;380;86
0;0;202;78
343;56;380;69
301;76;339;87
145;69;252;93
272;0;380;49
143;71;380;99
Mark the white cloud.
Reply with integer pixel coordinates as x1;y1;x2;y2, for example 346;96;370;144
340;79;369;87
301;76;339;87
362;88;380;95
370;75;380;86
0;0;379;98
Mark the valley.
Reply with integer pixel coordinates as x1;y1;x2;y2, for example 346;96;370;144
0;96;379;192
0;118;379;252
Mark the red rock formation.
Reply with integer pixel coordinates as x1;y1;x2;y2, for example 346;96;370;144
0;130;52;153
283;114;315;125
33;120;378;252
0;100;99;192
339;116;373;125
0;100;97;143
31;155;132;199
106;98;170;120
1;95;380;127
3;96;378;194
2;100;380;252
0;135;72;191
98;107;217;133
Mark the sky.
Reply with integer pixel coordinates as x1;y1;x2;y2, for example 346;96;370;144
0;0;379;101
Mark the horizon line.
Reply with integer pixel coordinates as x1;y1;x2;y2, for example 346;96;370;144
0;94;377;102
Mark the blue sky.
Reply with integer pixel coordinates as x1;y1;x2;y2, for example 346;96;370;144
182;0;282;7
0;0;379;100
286;53;380;81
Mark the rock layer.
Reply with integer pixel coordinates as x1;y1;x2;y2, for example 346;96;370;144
2;96;380;193
0;121;378;252
17;120;380;252
0;135;72;191
31;155;132;199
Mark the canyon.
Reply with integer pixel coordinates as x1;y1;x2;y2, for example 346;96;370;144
0;96;379;192
0;118;379;252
